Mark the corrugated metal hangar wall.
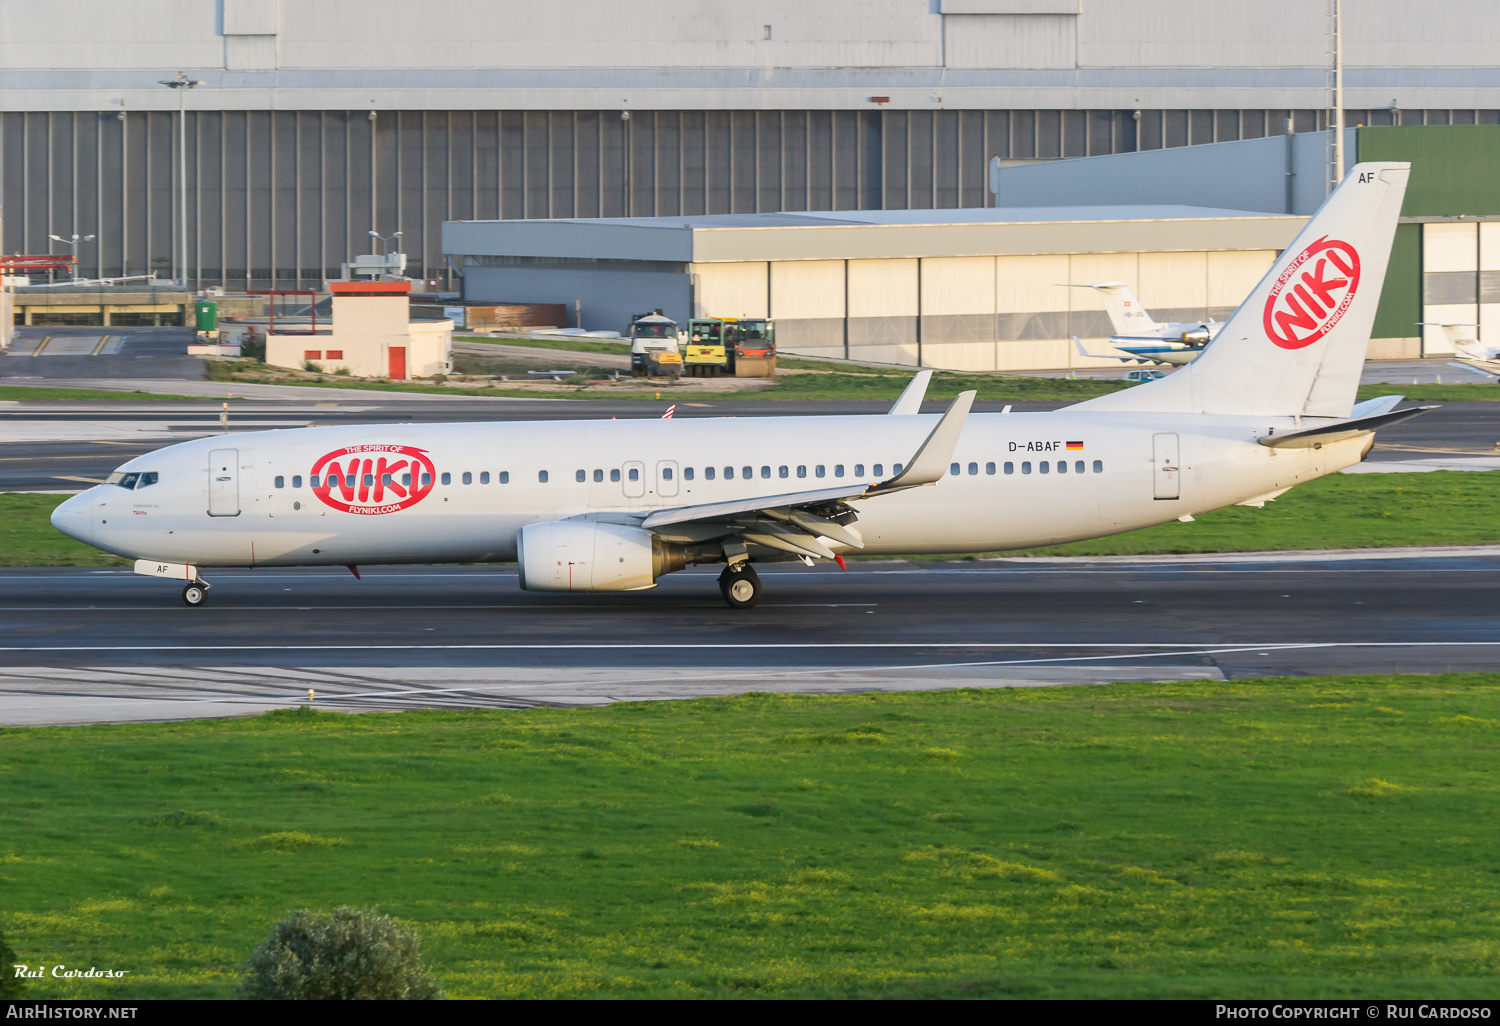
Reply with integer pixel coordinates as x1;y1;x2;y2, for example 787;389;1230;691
4;106;1491;293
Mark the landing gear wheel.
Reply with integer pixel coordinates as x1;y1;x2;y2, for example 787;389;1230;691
182;583;208;607
718;565;762;609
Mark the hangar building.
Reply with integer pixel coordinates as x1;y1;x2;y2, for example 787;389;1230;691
4;0;1500;294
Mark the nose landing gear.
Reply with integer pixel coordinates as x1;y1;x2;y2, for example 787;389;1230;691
718;564;762;609
182;581;210;607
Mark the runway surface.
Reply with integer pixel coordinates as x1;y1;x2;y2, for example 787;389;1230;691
2;554;1496;725
3;398;1496;491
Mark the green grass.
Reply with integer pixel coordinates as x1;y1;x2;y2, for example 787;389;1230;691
457;334;631;356
0;385;209;402
4;676;1500;998
996;470;1500;558
0;494;127;566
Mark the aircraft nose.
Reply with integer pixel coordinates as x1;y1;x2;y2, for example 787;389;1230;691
50;491;94;545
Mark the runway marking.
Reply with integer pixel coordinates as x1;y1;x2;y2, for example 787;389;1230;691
0;602;880;612
0;641;1496;653
31;337;51;356
90;336;111;356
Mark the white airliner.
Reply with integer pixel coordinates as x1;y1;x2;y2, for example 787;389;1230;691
53;162;1428;609
1421;322;1500;380
1068;280;1226;366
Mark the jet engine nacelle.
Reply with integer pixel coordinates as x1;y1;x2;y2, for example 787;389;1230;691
517;520;684;592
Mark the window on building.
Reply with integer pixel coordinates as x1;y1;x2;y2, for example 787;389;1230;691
292;475;302;488
439;472;450;486
1093;460;1104;473
480;471;490;484
326;350;343;360
1022;462;1032;475
576;469;586;482
500;471;510;484
463;472;473;485
274;475;285;489
539;470;549;483
611;469;621;483
304;350;322;360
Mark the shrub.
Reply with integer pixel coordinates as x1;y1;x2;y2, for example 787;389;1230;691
241;907;443;1000
0;931;25;998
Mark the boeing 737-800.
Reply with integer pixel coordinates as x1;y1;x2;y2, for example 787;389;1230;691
52;163;1428;609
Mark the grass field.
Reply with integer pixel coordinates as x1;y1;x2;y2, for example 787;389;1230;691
3;676;1499;999
2;470;1494;568
0;385;208;402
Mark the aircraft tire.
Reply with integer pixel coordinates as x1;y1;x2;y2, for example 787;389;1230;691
718;565;761;610
182;583;208;607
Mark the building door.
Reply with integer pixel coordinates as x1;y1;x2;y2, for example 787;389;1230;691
1422;223;1478;355
388;346;407;380
656;460;679;497
622;461;645;498
208;448;240;516
1152;433;1180;500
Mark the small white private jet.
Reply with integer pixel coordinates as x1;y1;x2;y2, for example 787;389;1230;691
1420;322;1500;381
53;162;1429;609
1068;280;1225;366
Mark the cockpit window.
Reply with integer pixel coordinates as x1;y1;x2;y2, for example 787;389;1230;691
136;472;158;489
118;473;140;489
105;470;157;489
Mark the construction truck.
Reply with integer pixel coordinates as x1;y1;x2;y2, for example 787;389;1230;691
627;311;683;377
683;317;778;377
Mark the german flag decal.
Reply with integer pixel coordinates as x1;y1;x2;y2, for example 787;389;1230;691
1066;441;1084;451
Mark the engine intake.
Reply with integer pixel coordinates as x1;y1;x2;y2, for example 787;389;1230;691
517;521;685;592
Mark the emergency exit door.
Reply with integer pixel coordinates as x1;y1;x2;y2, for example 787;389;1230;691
208;448;240;516
1152;433;1180;500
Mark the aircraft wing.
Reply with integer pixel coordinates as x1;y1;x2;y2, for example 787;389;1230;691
635;390;977;558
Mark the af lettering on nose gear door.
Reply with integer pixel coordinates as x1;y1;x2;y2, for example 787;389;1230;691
1153;433;1180;500
208;448;241;516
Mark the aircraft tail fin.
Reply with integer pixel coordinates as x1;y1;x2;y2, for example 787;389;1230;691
1065;281;1162;335
1070;162;1411;418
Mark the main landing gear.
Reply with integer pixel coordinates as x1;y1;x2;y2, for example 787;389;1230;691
182;580;210;607
718;564;762;609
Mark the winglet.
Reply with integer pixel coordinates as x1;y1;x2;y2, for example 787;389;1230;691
867;390;976;493
887;370;933;415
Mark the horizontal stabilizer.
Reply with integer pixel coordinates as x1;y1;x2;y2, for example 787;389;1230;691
1258;405;1437;449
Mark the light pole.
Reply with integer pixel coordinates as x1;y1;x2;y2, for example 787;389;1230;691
368;230;402;278
160;72;203;287
47;233;95;282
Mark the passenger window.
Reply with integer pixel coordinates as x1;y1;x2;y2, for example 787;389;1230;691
1040;462;1050;474
463;472;473;485
854;464;864;477
705;467;716;480
778;466;788;479
593;469;603;482
365;474;377;487
439;472;450;486
480;471;490;484
663;467;674;480
1022;462;1032;475
1093;460;1104;473
986;462;995;475
402;473;411;487
1057;461;1068;474
873;464;883;476
742;466;752;479
575;469;586;482
500;471;510;484
684;467;694;481
275;475;285;489
761;466;771;479
539;470;549;483
346;475;357;488
796;466;806;478
1004;462;1014;475
894;463;902;474
835;465;845;478
421;473;432;487
611;469;621;483
950;463;960;475
291;475;302;488
815;465;825;478
628;468;639;482
968;462;978;475
382;474;394;486
1075;461;1085;474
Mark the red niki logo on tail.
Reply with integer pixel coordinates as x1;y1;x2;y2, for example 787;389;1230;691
311;444;436;515
1262;236;1361;350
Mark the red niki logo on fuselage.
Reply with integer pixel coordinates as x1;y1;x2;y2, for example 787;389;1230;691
1263;236;1361;350
311;444;436;515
